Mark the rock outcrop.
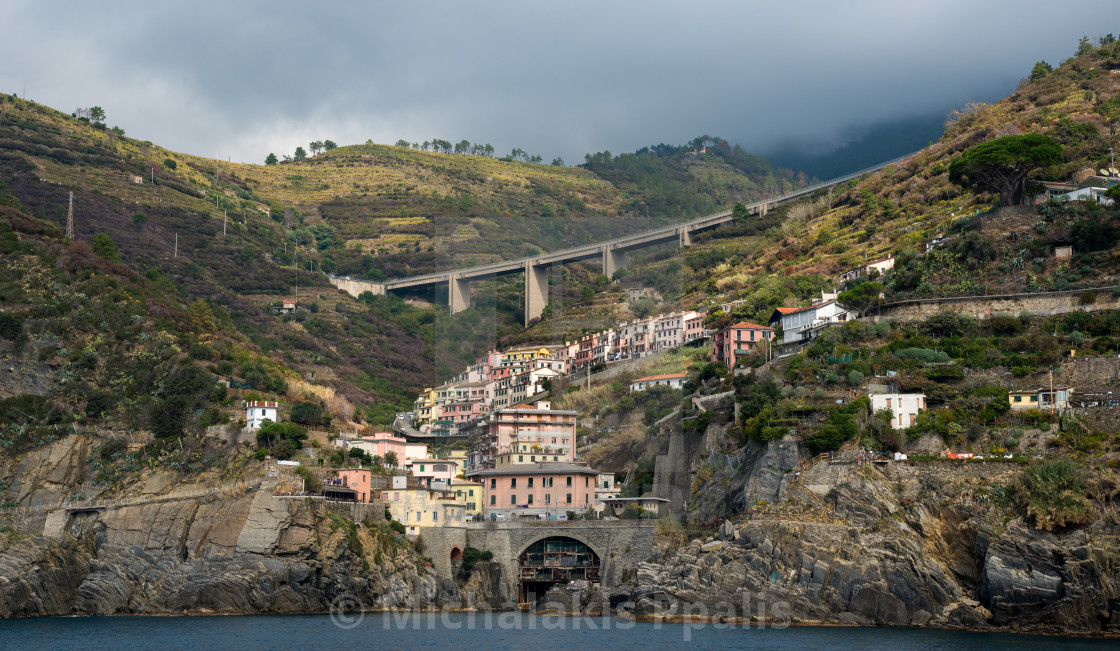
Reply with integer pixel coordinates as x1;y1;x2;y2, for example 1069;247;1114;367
613;437;1120;636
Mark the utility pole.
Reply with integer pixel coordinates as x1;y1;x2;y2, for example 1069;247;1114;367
1049;368;1055;418
174;233;178;258
223;211;227;236
65;192;74;241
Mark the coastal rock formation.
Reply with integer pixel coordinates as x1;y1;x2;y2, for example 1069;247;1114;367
615;438;1120;636
0;473;443;617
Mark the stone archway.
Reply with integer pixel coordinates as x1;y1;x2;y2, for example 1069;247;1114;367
516;536;600;605
450;546;463;563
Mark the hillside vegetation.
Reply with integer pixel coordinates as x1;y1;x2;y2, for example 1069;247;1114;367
547;37;1120;332
0;92;809;438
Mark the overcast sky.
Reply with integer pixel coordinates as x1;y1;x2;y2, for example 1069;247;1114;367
3;1;1118;167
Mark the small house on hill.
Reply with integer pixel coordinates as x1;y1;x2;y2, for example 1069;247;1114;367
1009;386;1072;411
630;372;688;393
245;400;278;429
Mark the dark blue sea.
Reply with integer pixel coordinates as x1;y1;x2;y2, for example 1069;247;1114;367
0;612;1111;650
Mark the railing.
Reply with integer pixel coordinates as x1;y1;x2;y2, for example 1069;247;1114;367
359;150;919;287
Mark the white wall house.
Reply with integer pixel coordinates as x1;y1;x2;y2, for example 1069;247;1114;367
870;393;926;429
630;372;688;393
245;400;278;429
770;299;849;345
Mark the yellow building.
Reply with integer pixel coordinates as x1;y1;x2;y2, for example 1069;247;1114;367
451;479;484;517
377;476;467;536
502;346;551;363
413;387;436;424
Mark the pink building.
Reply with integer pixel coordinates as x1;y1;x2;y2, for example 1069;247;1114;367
710;321;774;369
336;468;384;502
683;311;705;343
405;458;461;488
468;402;578;472
340;433;428;465
477;462;600;519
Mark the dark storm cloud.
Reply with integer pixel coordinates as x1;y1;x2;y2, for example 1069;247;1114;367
2;1;1117;165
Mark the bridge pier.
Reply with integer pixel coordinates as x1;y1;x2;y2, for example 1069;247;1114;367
679;227;692;247
602;245;628;279
448;275;471;314
524;261;549;325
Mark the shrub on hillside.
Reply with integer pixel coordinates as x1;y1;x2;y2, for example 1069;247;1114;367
894;347;950;363
1015;459;1093;532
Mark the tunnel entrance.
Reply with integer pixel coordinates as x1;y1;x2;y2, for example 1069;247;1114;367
518;536;600;605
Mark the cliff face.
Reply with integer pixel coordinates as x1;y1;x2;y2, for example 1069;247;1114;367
0;490;445;617
0;436;448;617
615;437;1120;636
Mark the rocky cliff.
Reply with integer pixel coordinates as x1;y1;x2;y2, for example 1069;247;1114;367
0;435;449;617
612;435;1120;636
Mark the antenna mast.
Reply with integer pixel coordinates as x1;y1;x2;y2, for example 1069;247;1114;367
65;191;74;240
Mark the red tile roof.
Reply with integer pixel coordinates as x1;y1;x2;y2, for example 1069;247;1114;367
728;321;774;330
632;373;688;383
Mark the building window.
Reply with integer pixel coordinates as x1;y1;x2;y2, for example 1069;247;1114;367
566;477;572;487
511;495;517;505
518;455;523;462
585;477;589;487
491;479;496;489
490;495;496;505
415;512;421;521
528;478;534;488
545;493;551;504
528;494;534;505
511;478;517;488
469;490;474;497
566;493;572;503
433;511;438;521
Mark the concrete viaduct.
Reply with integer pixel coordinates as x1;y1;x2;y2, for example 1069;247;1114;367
330;153;915;325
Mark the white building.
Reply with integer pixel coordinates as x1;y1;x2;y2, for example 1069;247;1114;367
769;298;849;345
870;393;927;429
245;400;278;429
838;257;895;284
1054;186;1114;205
630;372;688;393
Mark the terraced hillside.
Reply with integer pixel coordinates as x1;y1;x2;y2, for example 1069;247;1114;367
554;39;1120;332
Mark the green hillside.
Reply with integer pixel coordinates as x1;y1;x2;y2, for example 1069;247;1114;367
0;94;809;434
562;38;1120;332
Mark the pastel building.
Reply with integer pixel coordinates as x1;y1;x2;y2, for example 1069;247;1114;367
869;393;927;429
336;468;373;502
333;433;428;465
468;402;578;472
376;475;468;536
405;457;460;488
477;462;601;520
451;479;484;517
630;372;688;393
1008;386;1072;411
245;401;278;429
709;321;774;369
